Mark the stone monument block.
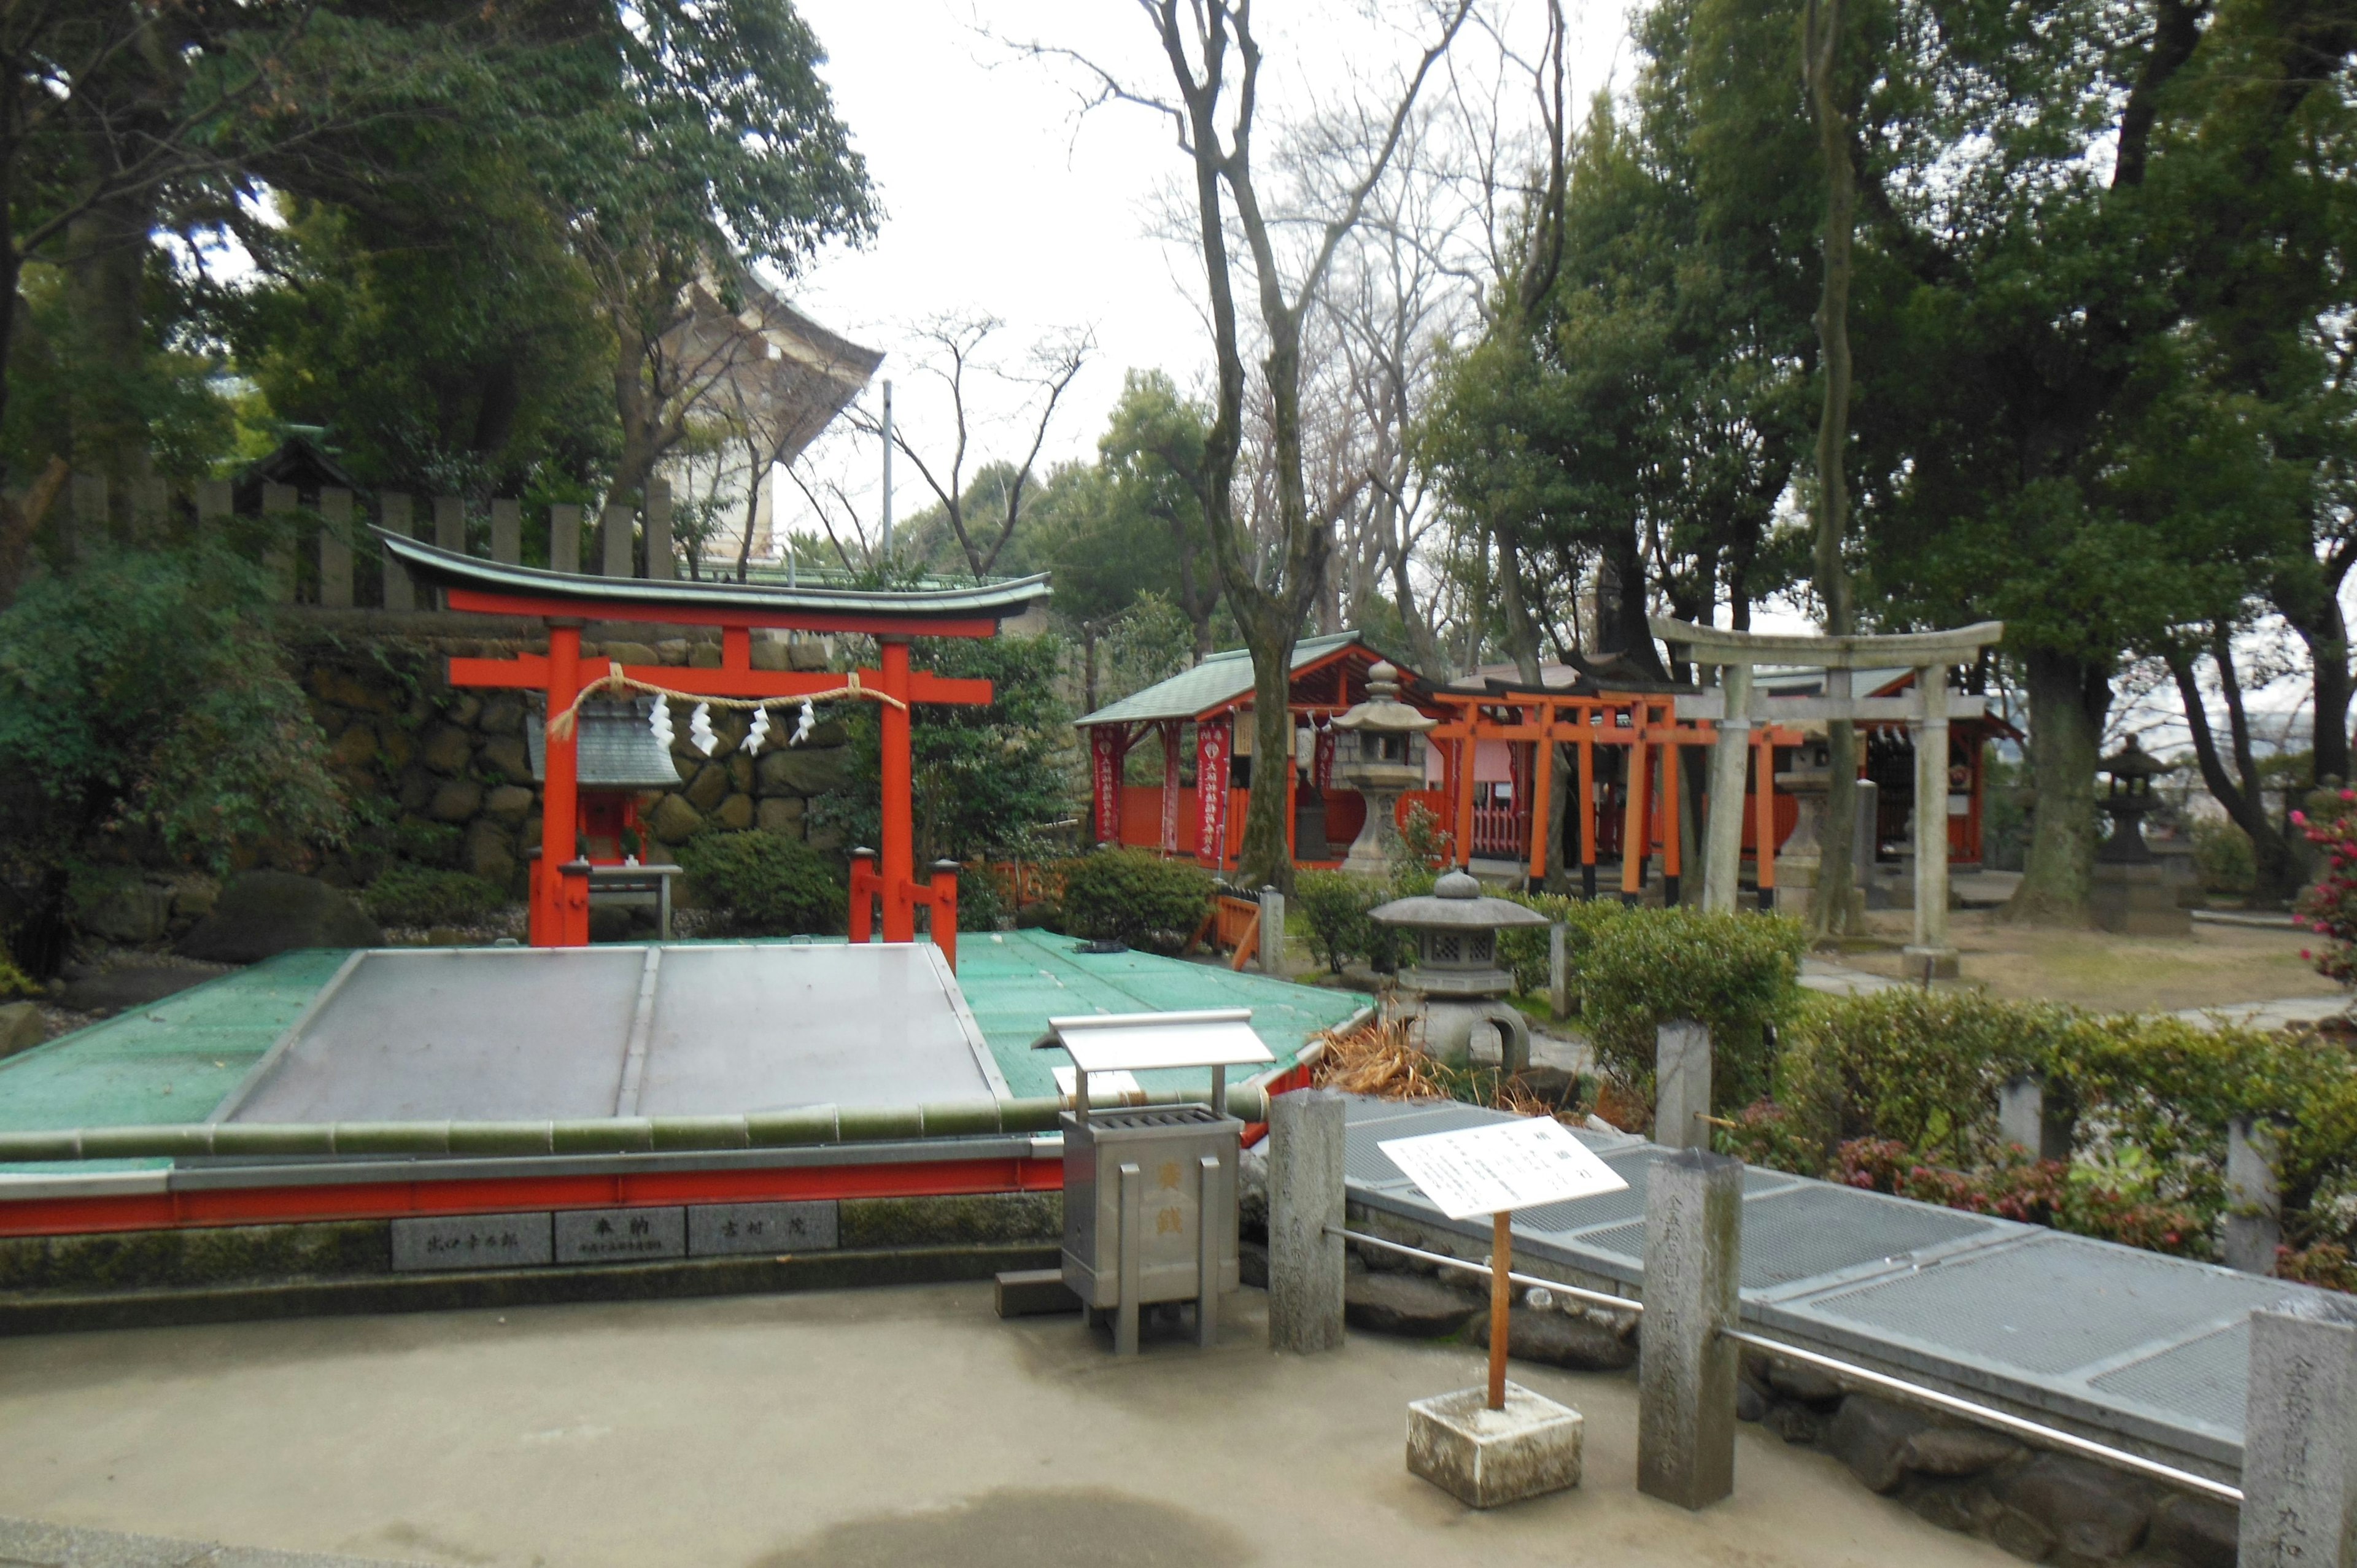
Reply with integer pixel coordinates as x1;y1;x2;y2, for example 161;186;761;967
688;1201;838;1256
392;1212;553;1272
554;1206;686;1264
1407;1382;1584;1508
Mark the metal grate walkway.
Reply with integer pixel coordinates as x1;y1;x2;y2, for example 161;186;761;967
1341;1097;2329;1483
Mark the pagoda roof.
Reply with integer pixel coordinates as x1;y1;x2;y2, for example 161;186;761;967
377;531;1051;628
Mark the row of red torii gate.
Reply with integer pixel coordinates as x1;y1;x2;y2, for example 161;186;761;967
1076;631;2013;898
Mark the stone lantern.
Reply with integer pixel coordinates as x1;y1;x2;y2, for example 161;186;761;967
1371;870;1550;1072
1331;662;1438;877
2092;738;2188;935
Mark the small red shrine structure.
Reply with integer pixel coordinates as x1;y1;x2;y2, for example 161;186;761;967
1074;632;2010;897
382;534;1050;952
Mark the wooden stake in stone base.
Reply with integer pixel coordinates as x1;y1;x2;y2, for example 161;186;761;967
1382;1116;1627;1510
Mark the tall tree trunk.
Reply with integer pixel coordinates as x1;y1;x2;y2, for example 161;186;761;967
1803;0;1861;940
1495;524;1544;682
2007;649;2109;924
2168;642;2303;903
63;188;155;513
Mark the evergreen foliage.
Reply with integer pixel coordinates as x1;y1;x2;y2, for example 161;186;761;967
676;828;843;936
1054;848;1213;952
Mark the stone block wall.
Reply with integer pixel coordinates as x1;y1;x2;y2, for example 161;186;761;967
293;627;856;898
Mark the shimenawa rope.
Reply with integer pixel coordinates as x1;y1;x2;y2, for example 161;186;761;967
546;660;906;742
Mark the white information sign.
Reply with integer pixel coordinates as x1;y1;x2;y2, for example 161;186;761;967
1380;1117;1630;1221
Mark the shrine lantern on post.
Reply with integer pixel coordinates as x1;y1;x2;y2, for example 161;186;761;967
1371;870;1549;1073
1331;662;1438;878
2092;738;2188;936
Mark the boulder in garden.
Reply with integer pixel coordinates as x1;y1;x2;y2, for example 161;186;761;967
177;872;381;962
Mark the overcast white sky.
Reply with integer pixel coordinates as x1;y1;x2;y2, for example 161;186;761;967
757;1;2314;745
770;0;1627;548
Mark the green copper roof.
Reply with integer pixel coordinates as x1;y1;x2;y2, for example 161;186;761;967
1075;631;1382;728
377;531;1051;624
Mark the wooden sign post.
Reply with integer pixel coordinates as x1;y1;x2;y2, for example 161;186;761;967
1380;1117;1630;1410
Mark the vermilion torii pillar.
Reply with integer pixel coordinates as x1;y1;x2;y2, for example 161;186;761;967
381;533;1050;949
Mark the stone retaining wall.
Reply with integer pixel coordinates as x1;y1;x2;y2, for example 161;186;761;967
68;626;862;945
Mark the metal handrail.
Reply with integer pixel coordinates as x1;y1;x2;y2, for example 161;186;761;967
1329;1226;1643;1317
1720;1328;2243;1505
1322;1230;2239;1502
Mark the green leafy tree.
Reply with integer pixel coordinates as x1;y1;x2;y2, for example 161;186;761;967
0;543;347;972
811;633;1075;865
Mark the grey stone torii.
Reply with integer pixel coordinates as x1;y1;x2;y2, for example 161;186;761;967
1649;617;2004;978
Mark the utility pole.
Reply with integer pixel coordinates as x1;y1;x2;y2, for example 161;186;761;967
880;378;894;563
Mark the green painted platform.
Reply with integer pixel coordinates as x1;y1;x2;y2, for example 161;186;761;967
0;934;1367;1156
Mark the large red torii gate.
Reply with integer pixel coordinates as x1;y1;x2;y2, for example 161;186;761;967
380;534;1051;951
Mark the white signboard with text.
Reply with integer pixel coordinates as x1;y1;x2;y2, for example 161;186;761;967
1380;1117;1630;1220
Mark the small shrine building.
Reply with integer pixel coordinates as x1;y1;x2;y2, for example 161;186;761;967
1074;633;2012;895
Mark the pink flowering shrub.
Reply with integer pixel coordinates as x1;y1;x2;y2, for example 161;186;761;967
2293;788;2357;984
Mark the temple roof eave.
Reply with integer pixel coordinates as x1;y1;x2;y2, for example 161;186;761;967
374;531;1052;624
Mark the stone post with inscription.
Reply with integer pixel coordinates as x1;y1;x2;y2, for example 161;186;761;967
1268;1088;1346;1354
1638;1149;1743;1510
1654;1021;1713;1152
2238;1296;2357;1568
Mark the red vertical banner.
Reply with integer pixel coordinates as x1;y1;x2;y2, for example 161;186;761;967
1159;722;1182;854
1314;726;1335;792
1091;725;1124;846
1196;716;1231;862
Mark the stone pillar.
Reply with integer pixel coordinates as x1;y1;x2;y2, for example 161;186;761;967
317;487;354;608
1639;1149;1743;1510
2239;1297;2357;1568
261;482;297;602
1259;887;1287;979
1548;922;1569;1020
1903;669;1959;978
490;498;521;565
601;502;633;578
1998;1076;2043;1157
549;502;582;574
1268;1087;1345;1354
1702;662;1753;913
2224;1114;2283;1275
379;492;414;611
1655;1020;1712;1151
433;493;465;554
645;476;673;580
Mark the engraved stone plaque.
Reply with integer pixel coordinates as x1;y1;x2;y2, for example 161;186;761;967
688;1200;838;1257
391;1212;554;1272
554;1206;687;1264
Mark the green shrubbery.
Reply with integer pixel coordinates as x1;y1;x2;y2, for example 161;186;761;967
1726;987;2357;1269
362;865;510;928
1055;847;1212;951
1573;906;1808;1111
677;830;843;935
1292;870;1396;973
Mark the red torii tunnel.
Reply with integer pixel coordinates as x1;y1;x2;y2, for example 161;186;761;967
381;533;1051;954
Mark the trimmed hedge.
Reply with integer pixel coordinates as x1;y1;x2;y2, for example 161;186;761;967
1293;870;1396;974
1055;848;1212;952
1573;906;1808;1113
1744;987;2357;1270
676;830;843;935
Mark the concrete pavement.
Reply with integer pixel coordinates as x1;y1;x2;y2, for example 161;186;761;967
0;1282;2016;1568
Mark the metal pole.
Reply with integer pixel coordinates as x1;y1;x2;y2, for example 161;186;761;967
1488;1209;1513;1409
879;379;893;562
